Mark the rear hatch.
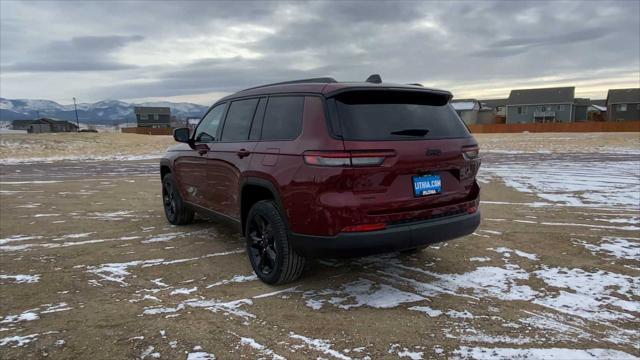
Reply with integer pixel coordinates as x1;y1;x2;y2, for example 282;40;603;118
327;89;480;217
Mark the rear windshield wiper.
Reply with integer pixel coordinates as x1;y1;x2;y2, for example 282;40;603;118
390;128;430;136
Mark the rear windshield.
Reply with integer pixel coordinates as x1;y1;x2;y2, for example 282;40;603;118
332;90;470;140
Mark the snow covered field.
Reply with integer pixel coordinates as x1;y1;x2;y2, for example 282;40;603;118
0;133;639;359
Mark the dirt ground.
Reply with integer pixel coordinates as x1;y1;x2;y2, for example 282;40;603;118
0;133;638;359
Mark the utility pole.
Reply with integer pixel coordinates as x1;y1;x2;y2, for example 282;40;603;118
73;97;80;132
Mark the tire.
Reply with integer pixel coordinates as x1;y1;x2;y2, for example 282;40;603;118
245;200;305;285
162;173;194;225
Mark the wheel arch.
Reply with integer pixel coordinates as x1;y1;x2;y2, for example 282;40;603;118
239;177;288;236
160;159;172;179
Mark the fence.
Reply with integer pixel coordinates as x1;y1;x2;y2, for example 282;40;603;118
467;121;640;133
121;127;173;135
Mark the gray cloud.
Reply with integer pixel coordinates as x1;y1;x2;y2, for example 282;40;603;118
4;35;143;72
1;0;638;103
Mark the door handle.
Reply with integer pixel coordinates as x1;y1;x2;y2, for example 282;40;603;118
237;149;251;158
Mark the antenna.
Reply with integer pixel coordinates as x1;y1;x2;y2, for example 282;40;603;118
365;74;382;84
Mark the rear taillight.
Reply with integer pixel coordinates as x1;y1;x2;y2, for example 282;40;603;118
342;223;387;232
467;206;478;214
462;145;479;160
303;150;395;167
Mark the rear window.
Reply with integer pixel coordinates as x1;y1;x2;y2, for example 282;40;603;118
221;98;259;141
332;90;470;140
261;96;304;140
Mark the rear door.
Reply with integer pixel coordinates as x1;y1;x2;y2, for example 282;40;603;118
206;97;262;218
329;89;479;213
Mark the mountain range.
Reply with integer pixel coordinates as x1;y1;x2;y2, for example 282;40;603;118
0;98;209;125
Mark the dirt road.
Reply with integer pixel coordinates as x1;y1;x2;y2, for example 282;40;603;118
1;137;638;359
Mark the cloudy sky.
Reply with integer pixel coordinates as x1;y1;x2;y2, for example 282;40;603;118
1;0;638;105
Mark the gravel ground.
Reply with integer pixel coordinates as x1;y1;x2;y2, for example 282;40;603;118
0;133;638;359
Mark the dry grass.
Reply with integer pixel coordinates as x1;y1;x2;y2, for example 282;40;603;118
0;133;174;161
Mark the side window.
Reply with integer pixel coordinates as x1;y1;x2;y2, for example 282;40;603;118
261;96;304;140
195;103;226;143
220;98;259;141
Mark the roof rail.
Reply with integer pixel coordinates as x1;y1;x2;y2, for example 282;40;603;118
240;77;337;92
407;83;424;87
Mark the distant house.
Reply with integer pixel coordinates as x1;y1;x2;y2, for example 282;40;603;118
606;88;640;121
451;99;494;125
573;98;591;122
505;87;589;123
480;99;507;118
134;107;171;128
587;100;607;121
186;117;201;131
11;118;78;133
452;99;480;125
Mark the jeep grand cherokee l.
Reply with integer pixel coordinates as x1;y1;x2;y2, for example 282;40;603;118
160;75;481;284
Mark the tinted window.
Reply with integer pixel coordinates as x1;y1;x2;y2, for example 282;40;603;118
195;103;226;143
221;98;259;141
261;96;304;140
334;91;470;140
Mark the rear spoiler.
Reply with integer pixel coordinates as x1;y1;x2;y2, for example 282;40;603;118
325;87;453;106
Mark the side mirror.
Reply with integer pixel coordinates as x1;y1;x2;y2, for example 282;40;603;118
173;127;190;143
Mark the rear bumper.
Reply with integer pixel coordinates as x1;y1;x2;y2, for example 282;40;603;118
289;211;480;258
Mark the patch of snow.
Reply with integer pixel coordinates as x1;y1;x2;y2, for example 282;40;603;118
142;232;184;243
0;154;162;165
447;310;474;319
303;278;424;310
1;310;39;324
481;158;640;208
206;274;257;288
409;306;443;317
0;274;41;284
532;266;639;322
469;257;491;262
140;345;160;359
388;344;423;359
239;337;286;360
170;287;197;295
187;351;216;360
0;333;39;347
0;235;43;245
289;333;351;360
454;346;638;359
144;298;254;320
574;236;640;260
488;247;538;261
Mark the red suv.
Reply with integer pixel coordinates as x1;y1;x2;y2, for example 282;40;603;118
160;75;481;284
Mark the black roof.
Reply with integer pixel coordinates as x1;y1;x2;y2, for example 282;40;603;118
606;88;640;105
507;87;575;105
574;98;591;106
480;99;508;108
134;106;171;114
12;118;77;126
